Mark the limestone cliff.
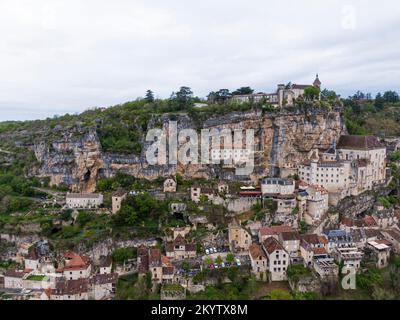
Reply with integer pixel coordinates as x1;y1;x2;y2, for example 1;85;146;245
30;108;346;192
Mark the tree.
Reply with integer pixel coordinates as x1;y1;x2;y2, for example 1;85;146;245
351;91;366;100
232;87;254;95
145;90;155;103
204;256;213;266
112;247;136;265
208;89;232;104
76;211;94;227
226;253;235;263
215;256;223;265
170;86;193;110
374;92;385;111
383;91;400;103
321;89;337;101
304;86;320;101
182;260;190;273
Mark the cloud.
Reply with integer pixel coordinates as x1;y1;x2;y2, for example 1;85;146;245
0;0;399;120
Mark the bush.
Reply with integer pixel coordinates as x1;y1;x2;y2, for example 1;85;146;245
112;247;137;265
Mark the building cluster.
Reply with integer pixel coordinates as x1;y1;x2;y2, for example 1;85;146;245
231;75;322;108
1;243;118;300
240;214;400;283
298;135;387;205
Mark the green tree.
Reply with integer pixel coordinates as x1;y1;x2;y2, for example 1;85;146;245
232;87;254;95
76;211;94;227
304;86;320;101
383;91;400;103
226;253;235;263
170;86;193;110
215;256;223;265
374;92;385;111
145;90;155;103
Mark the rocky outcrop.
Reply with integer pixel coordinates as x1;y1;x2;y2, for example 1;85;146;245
30;108;346;192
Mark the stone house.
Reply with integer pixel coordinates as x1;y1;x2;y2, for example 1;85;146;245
4;269;26;289
262;237;290;282
165;235;196;260
98;256;112;274
57;252;92;280
299;234;328;267
191;186;215;203
48;278;89;300
278;231;301;263
366;240;392;268
228;220;251;252
164;177;177;193
112;189;127;214
89;273;118;300
66;193;103;209
249;243;267;280
258;225;292;243
381;229;400;253
217;181;229;194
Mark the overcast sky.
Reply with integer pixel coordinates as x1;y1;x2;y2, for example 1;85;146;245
0;0;399;121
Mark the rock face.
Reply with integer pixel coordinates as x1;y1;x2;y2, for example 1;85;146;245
31;108;346;192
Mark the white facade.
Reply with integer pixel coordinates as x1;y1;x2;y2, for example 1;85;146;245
261;178;295;195
66;193;103;209
63;265;91;280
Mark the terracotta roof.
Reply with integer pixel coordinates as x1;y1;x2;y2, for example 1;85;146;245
362;216;377;227
4;269;26;278
280;231;300;241
337;135;384;150
149;249;161;267
312;247;327;255
384;229;400;242
319;236;329;245
161;255;171;267
173;234;186;246
309;184;328;195
259;225;292;237
249;243;266;260
301;234;323;246
112;189;127;197
262;237;285;255
52;278;89;296
61;252;91;271
376;239;392;246
90;273;118;285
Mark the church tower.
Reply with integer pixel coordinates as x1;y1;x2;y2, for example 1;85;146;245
313;74;321;89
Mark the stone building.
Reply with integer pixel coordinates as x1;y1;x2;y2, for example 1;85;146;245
232;75;321;108
165;235;196;260
164;177;177;193
228;219;252;252
249;243;267;280
66;193;103;209
112;189;127;214
298;135;386;205
262;237;290;282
